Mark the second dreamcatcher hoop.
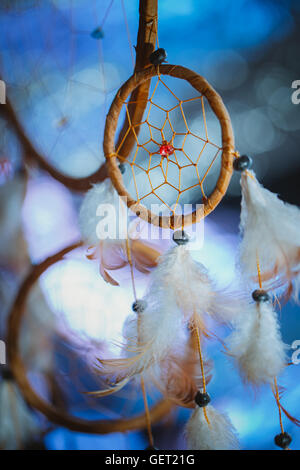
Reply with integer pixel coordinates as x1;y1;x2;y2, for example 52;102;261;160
104;64;235;229
6;243;172;435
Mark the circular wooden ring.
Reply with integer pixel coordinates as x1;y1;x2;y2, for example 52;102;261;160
104;64;235;229
6;242;172;434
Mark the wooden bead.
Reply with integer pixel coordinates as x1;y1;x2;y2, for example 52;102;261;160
233;155;252;171
195;391;211;408
149;48;167;66
274;432;292;449
172;230;189;245
252;289;270;303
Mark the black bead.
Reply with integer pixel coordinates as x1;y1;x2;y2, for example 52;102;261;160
252;289;270;303
119;163;126;174
132;299;147;313
274;432;292;449
149;48;167;66
195;391;211;408
1;367;14;381
233;155;252;172
172;230;189;245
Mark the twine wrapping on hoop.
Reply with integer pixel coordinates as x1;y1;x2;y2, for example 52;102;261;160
104;64;235;229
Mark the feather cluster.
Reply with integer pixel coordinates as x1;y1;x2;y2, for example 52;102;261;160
87;238;161;286
79;180;161;284
93;244;242;402
239;170;300;295
79;179;125;245
228;301;287;385
94;291;204;405
149;245;241;326
0;378;39;450
185;405;239;450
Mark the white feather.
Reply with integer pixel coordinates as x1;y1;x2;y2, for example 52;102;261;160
228;302;287;385
125;299;186;370
239;170;300;284
185;405;239;450
150;245;240;325
99;289;187;384
96;245;240;394
79;179;127;245
0;379;39;450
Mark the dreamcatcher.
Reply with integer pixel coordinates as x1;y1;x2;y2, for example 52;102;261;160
1;0;170;450
78;4;300;452
1;0;300;451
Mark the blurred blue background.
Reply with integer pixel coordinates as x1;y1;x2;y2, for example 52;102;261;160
0;0;299;451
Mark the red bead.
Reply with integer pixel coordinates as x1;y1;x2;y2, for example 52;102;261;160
159;141;174;157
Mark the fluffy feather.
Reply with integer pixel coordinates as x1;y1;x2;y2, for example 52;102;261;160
153;345;213;408
227;302;287;385
97;291;186;384
150;245;240;326
87;238;161;286
94;286;213;405
185;405;239;450
239;170;300;291
79;179;126;245
0;379;40;450
93;244;237;398
79;181;161;284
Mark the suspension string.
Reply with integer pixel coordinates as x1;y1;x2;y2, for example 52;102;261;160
146;14;159;49
194;324;210;426
256;255;286;441
141;377;154;447
100;0;114;28
125;237;137;301
256;251;263;289
274;377;285;435
121;0;135;68
125;236;154;447
154;16;159;49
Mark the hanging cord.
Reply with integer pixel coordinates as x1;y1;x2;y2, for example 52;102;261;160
274;377;284;435
256;253;288;445
121;0;135;68
125;237;154;447
126;237;137;301
193;324;210;426
256;251;263;289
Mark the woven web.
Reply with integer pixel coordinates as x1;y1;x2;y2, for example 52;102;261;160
116;75;223;216
0;0;133;177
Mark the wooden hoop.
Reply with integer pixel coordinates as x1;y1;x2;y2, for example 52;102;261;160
104;64;235;229
6;242;172;434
